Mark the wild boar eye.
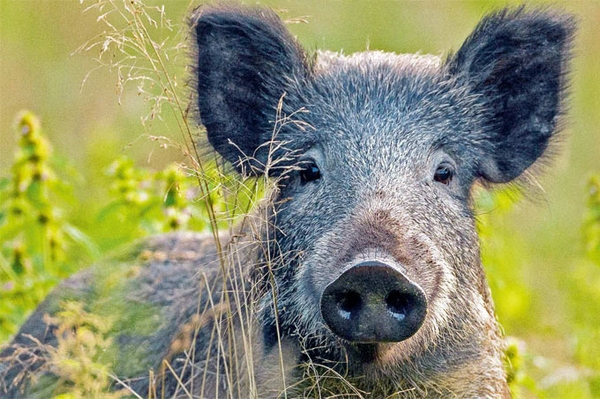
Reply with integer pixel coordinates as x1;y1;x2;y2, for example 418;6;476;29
300;161;321;184
434;164;454;185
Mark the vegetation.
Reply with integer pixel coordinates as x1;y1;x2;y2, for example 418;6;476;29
1;0;599;397
0;111;86;340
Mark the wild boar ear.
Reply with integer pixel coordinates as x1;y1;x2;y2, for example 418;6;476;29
192;5;308;174
447;8;575;183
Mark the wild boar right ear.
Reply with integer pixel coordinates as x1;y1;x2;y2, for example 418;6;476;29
447;8;575;183
192;5;308;175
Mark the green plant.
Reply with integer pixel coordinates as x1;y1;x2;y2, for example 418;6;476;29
0;111;219;346
47;301;126;399
477;181;600;398
584;175;600;264
0;111;92;343
96;157;206;247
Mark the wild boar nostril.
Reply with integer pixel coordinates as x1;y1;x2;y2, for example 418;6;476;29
386;290;410;322
337;291;362;320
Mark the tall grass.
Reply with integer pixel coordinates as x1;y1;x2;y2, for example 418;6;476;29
1;0;333;395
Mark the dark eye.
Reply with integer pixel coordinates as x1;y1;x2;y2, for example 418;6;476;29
434;164;453;185
300;161;321;184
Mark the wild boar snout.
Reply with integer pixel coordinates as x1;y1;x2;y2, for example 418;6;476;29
320;261;427;343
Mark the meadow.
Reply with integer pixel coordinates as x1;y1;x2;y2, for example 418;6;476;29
1;1;599;397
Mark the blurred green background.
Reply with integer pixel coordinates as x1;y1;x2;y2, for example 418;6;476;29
1;0;599;397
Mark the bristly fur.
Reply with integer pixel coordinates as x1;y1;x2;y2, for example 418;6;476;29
1;3;575;398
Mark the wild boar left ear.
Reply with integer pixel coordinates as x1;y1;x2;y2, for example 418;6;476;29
447;8;575;183
192;5;309;175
